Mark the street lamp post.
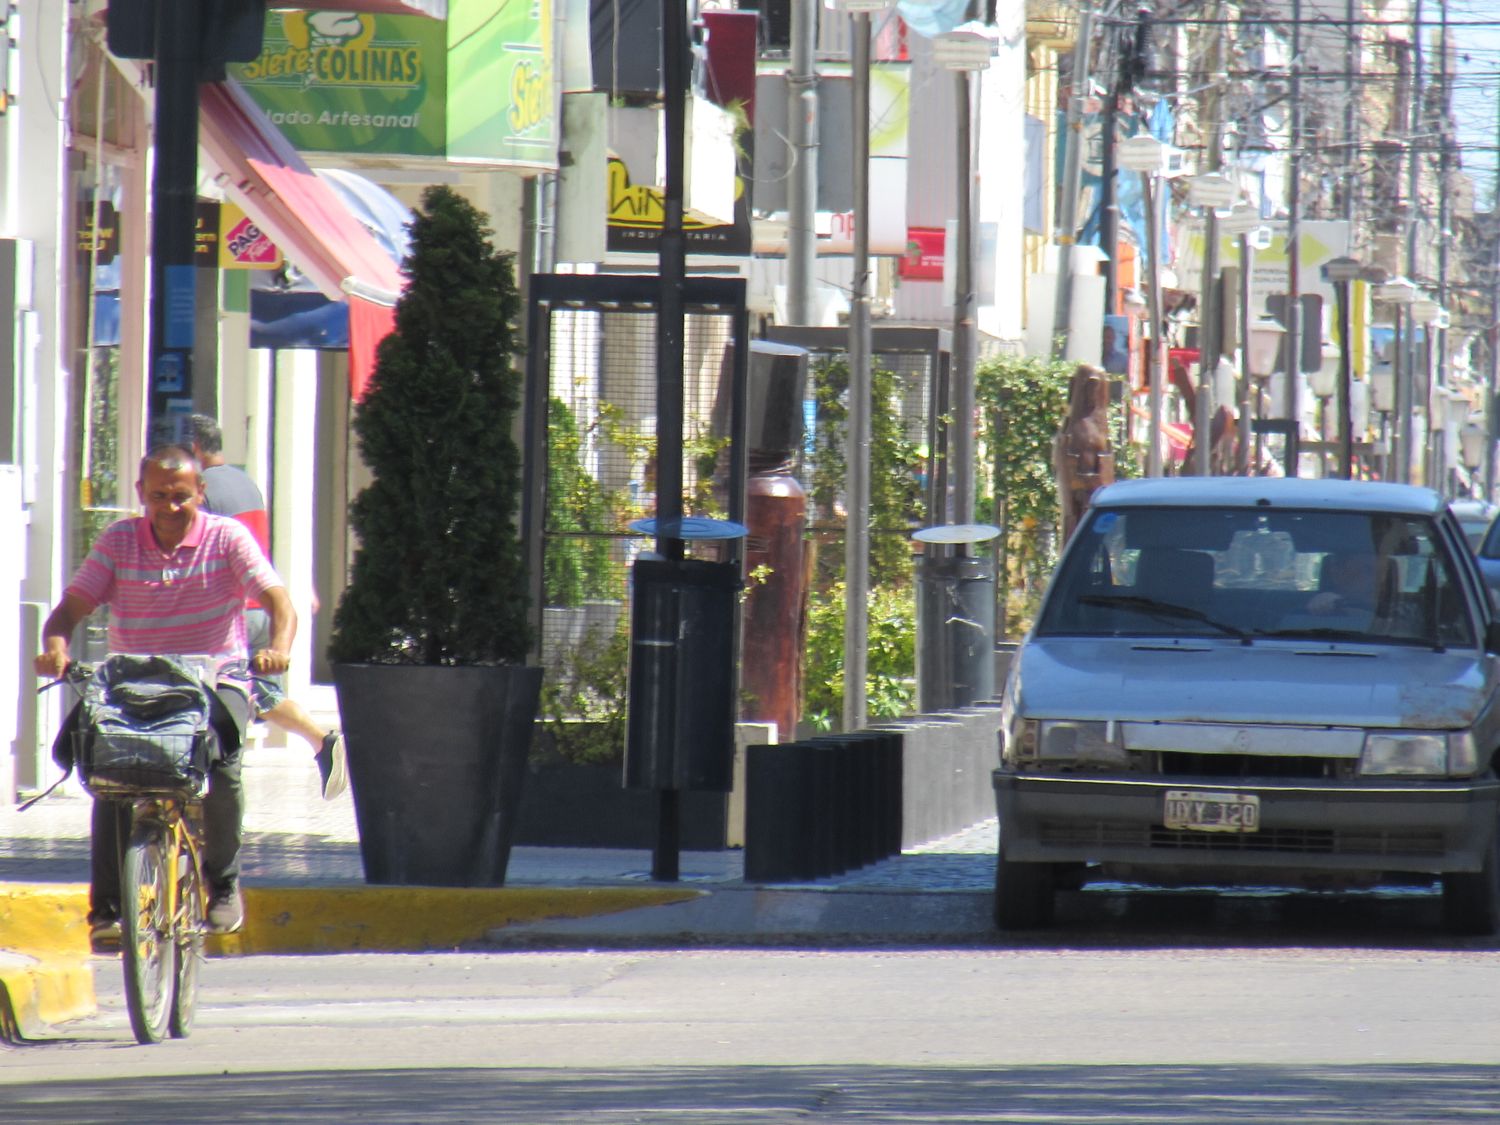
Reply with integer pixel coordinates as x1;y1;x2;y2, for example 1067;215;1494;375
932;26;995;527
1246;319;1285;472
1118;134;1182;479
1186;172;1239;477
1321;256;1363;479
837;0;898;731
1376;277;1418;483
1410;296;1446;490
1219;204;1271;475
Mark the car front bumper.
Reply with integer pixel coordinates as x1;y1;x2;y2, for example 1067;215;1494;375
993;770;1500;875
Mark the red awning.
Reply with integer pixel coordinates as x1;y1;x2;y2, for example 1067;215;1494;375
198;80;404;398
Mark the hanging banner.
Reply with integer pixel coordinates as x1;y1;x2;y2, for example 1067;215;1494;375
232;10;446;158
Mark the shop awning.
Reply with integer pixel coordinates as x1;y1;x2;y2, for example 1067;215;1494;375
198;79;406;398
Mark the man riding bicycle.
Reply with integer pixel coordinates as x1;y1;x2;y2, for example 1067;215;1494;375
34;445;296;951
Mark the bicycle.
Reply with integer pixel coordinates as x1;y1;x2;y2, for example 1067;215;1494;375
52;656;234;1044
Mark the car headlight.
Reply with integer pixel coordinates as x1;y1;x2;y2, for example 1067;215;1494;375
1036;719;1127;768
1006;718;1039;764
1359;732;1477;776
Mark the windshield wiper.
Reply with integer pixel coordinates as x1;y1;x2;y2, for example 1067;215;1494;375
1257;626;1376;643
1078;594;1251;644
1258;625;1447;652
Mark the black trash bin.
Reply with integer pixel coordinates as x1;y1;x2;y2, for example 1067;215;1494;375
624;556;741;792
914;525;999;712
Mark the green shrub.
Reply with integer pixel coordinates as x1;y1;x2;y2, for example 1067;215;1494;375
803;581;916;731
329;185;529;666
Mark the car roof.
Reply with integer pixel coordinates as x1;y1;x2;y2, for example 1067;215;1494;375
1090;476;1446;517
1448;499;1496;519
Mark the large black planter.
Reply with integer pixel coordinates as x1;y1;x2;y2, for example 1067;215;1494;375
514;754;730;850
332;663;543;886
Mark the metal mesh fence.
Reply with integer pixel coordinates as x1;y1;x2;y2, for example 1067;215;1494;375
525;276;747;704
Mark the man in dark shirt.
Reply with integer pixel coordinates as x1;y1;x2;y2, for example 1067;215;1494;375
188;415;346;800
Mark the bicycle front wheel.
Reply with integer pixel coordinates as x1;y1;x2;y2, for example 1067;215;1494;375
122;821;176;1044
169;827;204;1039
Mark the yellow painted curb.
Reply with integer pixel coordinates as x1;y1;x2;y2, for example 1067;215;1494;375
0;886;96;1042
0;883;703;967
208;885;703;955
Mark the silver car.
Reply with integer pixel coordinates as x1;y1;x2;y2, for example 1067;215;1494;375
994;477;1500;933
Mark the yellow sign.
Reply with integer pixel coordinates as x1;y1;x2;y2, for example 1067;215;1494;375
606;156;743;232
219;202;282;270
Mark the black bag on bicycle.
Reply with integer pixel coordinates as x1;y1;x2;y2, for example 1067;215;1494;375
74;655;220;798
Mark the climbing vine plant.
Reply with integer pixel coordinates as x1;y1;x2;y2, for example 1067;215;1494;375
975;354;1141;638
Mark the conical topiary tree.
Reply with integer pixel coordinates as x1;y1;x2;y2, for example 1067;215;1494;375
329;184;530;666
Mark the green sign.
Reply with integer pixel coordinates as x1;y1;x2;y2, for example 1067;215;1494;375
446;0;556;168
231;10;446;158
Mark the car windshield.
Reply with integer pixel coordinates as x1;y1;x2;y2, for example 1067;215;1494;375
1037;506;1476;649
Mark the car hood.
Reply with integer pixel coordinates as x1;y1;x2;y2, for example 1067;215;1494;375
1013;636;1495;730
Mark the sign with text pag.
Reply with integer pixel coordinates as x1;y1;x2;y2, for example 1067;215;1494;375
446;0;557;168
231;10;446;158
193;202;283;270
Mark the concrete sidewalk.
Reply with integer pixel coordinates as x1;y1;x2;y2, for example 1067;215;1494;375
0;732;1000;1038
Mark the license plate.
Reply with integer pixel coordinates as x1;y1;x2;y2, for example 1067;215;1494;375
1163;790;1260;833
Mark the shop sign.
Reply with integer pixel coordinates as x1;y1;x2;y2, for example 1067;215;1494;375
446;0;557;168
77;202;119;264
899;227;946;280
193;202;283;270
606;156;751;256
231;10;446;158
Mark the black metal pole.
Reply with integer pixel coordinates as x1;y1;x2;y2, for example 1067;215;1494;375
147;0;203;445
652;0;689;882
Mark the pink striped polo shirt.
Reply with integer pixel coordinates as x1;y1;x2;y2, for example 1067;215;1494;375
66;512;283;658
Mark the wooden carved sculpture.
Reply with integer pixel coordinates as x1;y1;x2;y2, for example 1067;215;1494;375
1054;363;1116;542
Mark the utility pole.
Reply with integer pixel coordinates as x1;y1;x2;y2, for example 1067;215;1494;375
1403;0;1423;485
1051;8;1095;358
843;9;872;730
1196;3;1222;478
1435;0;1451;494
1283;0;1303;477
786;0;819;324
1489;73;1500;502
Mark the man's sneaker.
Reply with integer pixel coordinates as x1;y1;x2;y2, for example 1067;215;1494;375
316;730;349;801
88;913;121;955
205;883;244;935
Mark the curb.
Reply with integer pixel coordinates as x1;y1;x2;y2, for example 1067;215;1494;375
0;883;704;1003
0;887;96;1043
207;884;704;955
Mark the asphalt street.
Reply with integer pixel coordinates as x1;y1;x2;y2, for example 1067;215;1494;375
5;948;1500;1123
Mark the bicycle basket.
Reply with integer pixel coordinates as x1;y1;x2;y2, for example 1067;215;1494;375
75;655;217;798
76;728;212;798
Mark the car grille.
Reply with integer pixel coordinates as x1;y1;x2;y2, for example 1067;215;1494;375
1149;751;1357;780
1038;819;1447;858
